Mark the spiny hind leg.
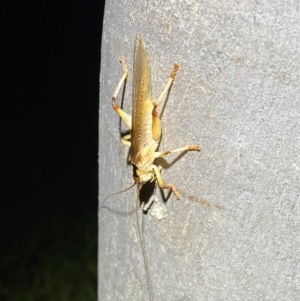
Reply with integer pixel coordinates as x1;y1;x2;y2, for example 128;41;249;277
152;165;180;200
151;63;179;142
112;56;132;129
153;63;179;107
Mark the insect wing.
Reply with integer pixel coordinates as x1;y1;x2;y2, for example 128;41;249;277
131;36;153;164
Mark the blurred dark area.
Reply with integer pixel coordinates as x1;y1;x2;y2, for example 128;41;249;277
0;1;104;300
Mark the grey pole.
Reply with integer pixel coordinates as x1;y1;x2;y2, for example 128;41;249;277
99;1;300;300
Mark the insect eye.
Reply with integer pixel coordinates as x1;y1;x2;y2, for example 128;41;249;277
133;176;140;183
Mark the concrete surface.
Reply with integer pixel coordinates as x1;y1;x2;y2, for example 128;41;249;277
99;1;300;300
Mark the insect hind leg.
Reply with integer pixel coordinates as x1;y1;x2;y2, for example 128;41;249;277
154;63;179;107
112;56;132;129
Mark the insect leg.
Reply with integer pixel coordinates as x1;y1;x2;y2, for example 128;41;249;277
151;164;181;199
151;63;180;142
142;194;158;211
121;133;131;148
112;56;132;129
155;144;201;158
154;63;179;107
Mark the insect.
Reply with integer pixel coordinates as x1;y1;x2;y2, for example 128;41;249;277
105;36;201;301
112;36;200;200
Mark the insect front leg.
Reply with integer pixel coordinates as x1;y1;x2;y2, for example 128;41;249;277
112;56;132;129
151;164;181;199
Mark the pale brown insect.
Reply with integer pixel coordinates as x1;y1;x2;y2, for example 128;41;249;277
112;36;200;201
109;35;201;301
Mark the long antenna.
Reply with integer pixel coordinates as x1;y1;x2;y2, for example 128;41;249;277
99;182;136;211
136;184;153;301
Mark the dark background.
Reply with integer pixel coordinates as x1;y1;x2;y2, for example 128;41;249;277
1;1;104;299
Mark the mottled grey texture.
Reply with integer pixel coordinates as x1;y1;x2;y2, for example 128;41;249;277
99;1;300;300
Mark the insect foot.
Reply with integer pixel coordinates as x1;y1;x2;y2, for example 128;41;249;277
188;145;201;151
